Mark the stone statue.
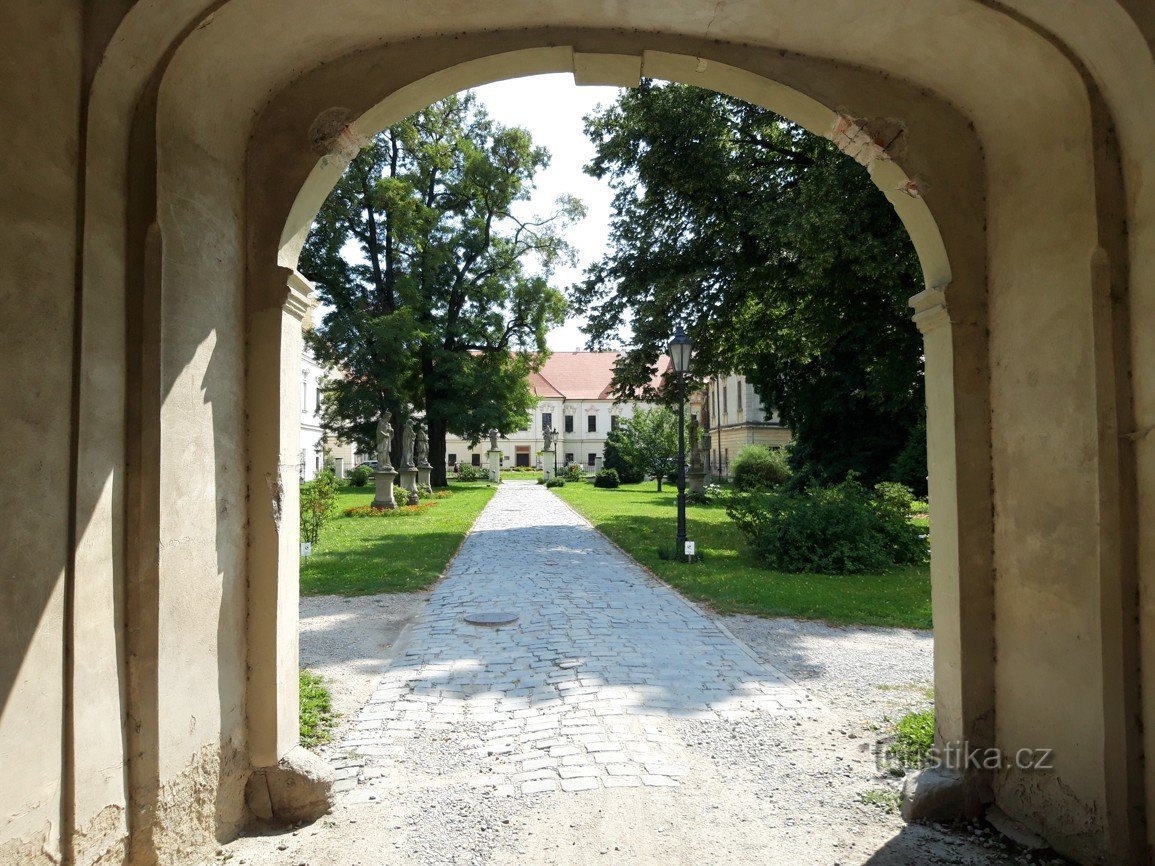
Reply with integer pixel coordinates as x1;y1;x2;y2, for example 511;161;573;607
415;421;429;467
488;427;499;451
376;411;394;470
542;424;556;451
401;417;416;469
689;416;704;471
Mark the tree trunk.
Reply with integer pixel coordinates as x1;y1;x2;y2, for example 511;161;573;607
428;417;449;487
656;475;663;492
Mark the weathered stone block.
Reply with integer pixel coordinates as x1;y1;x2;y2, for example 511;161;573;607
246;746;335;826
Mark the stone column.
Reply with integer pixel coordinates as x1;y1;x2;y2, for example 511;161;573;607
541;449;555;481
246;271;309;766
903;286;994;819
687;466;707;497
488;449;502;484
372;468;398;509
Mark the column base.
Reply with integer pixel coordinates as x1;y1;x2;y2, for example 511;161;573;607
398;467;420;505
372;469;398;509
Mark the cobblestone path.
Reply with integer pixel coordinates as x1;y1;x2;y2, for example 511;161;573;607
333;481;807;797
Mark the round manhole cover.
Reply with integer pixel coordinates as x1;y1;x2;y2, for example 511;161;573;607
464;612;519;626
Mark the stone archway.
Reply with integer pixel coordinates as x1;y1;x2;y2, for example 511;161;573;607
2;3;1152;865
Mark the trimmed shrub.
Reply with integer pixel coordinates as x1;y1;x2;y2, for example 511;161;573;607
725;476;926;574
731;445;791;491
593;468;620;489
456;464;490;482
347;465;372;487
545;478;566;488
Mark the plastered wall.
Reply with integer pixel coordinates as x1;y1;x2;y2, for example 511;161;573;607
1;2;1153;865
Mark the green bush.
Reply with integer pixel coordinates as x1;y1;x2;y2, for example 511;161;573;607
731;445;791;491
593;468;620;488
347;465;372;487
300;470;339;545
562;463;586;482
456;464;490;482
725;476;927;574
545;478;566;488
603;432;645;483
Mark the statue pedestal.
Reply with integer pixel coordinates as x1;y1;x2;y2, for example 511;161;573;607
416;463;432;493
398;467;420;505
541;448;555;481
687;467;707;497
487;449;502;484
372;469;398;509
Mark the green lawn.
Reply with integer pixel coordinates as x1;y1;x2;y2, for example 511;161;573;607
552;482;931;629
300;481;496;596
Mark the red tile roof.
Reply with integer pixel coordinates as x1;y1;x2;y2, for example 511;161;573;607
532;352;669;400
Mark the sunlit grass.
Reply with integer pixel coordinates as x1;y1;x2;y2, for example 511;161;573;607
552;481;931;629
300;481;496;596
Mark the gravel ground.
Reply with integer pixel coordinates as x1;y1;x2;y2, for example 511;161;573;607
219;599;1071;866
219;489;1070;866
299;592;429;745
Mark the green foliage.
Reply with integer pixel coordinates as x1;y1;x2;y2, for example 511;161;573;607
545;478;566;488
342;503;437;517
888;413;929;497
301;93;581;485
300;471;339;545
561;463;586;482
347;465;372;487
610;406;679;490
301;483;495;596
593;468;620;488
553;481;931;628
725;477;928;574
575;82;924;487
731;445;791;492
455;464;490;482
881;709;936;774
602;431;645;483
299;671;338;748
858;788;901;813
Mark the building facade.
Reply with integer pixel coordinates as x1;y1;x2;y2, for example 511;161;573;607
692;373;792;478
443;352;662;471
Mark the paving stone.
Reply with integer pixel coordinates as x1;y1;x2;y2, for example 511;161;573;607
324;482;805;801
561;777;601;792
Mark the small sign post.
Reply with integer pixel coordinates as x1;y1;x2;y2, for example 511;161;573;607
684;540;696;561
300;542;312;558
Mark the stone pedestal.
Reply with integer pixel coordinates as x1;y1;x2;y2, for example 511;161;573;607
687;467;707;497
372;469;398;509
488;449;502;484
541;449;555;481
398;467;420;505
416;463;432;494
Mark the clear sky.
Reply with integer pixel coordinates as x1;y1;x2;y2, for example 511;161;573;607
469;74;622;351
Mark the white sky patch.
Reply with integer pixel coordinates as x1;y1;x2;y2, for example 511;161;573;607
470;74;621;351
322;74;622;352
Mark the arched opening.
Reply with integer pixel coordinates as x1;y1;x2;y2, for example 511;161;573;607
4;3;1145;864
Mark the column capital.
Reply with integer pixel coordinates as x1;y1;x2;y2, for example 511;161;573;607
909;285;950;335
283;270;315;322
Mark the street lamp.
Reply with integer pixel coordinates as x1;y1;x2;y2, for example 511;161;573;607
667;326;693;560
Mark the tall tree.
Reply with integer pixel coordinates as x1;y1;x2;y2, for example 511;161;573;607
574;82;926;492
612;407;680;491
301;94;579;485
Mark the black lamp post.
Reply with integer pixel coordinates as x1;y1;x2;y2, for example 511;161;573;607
667;326;693;560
